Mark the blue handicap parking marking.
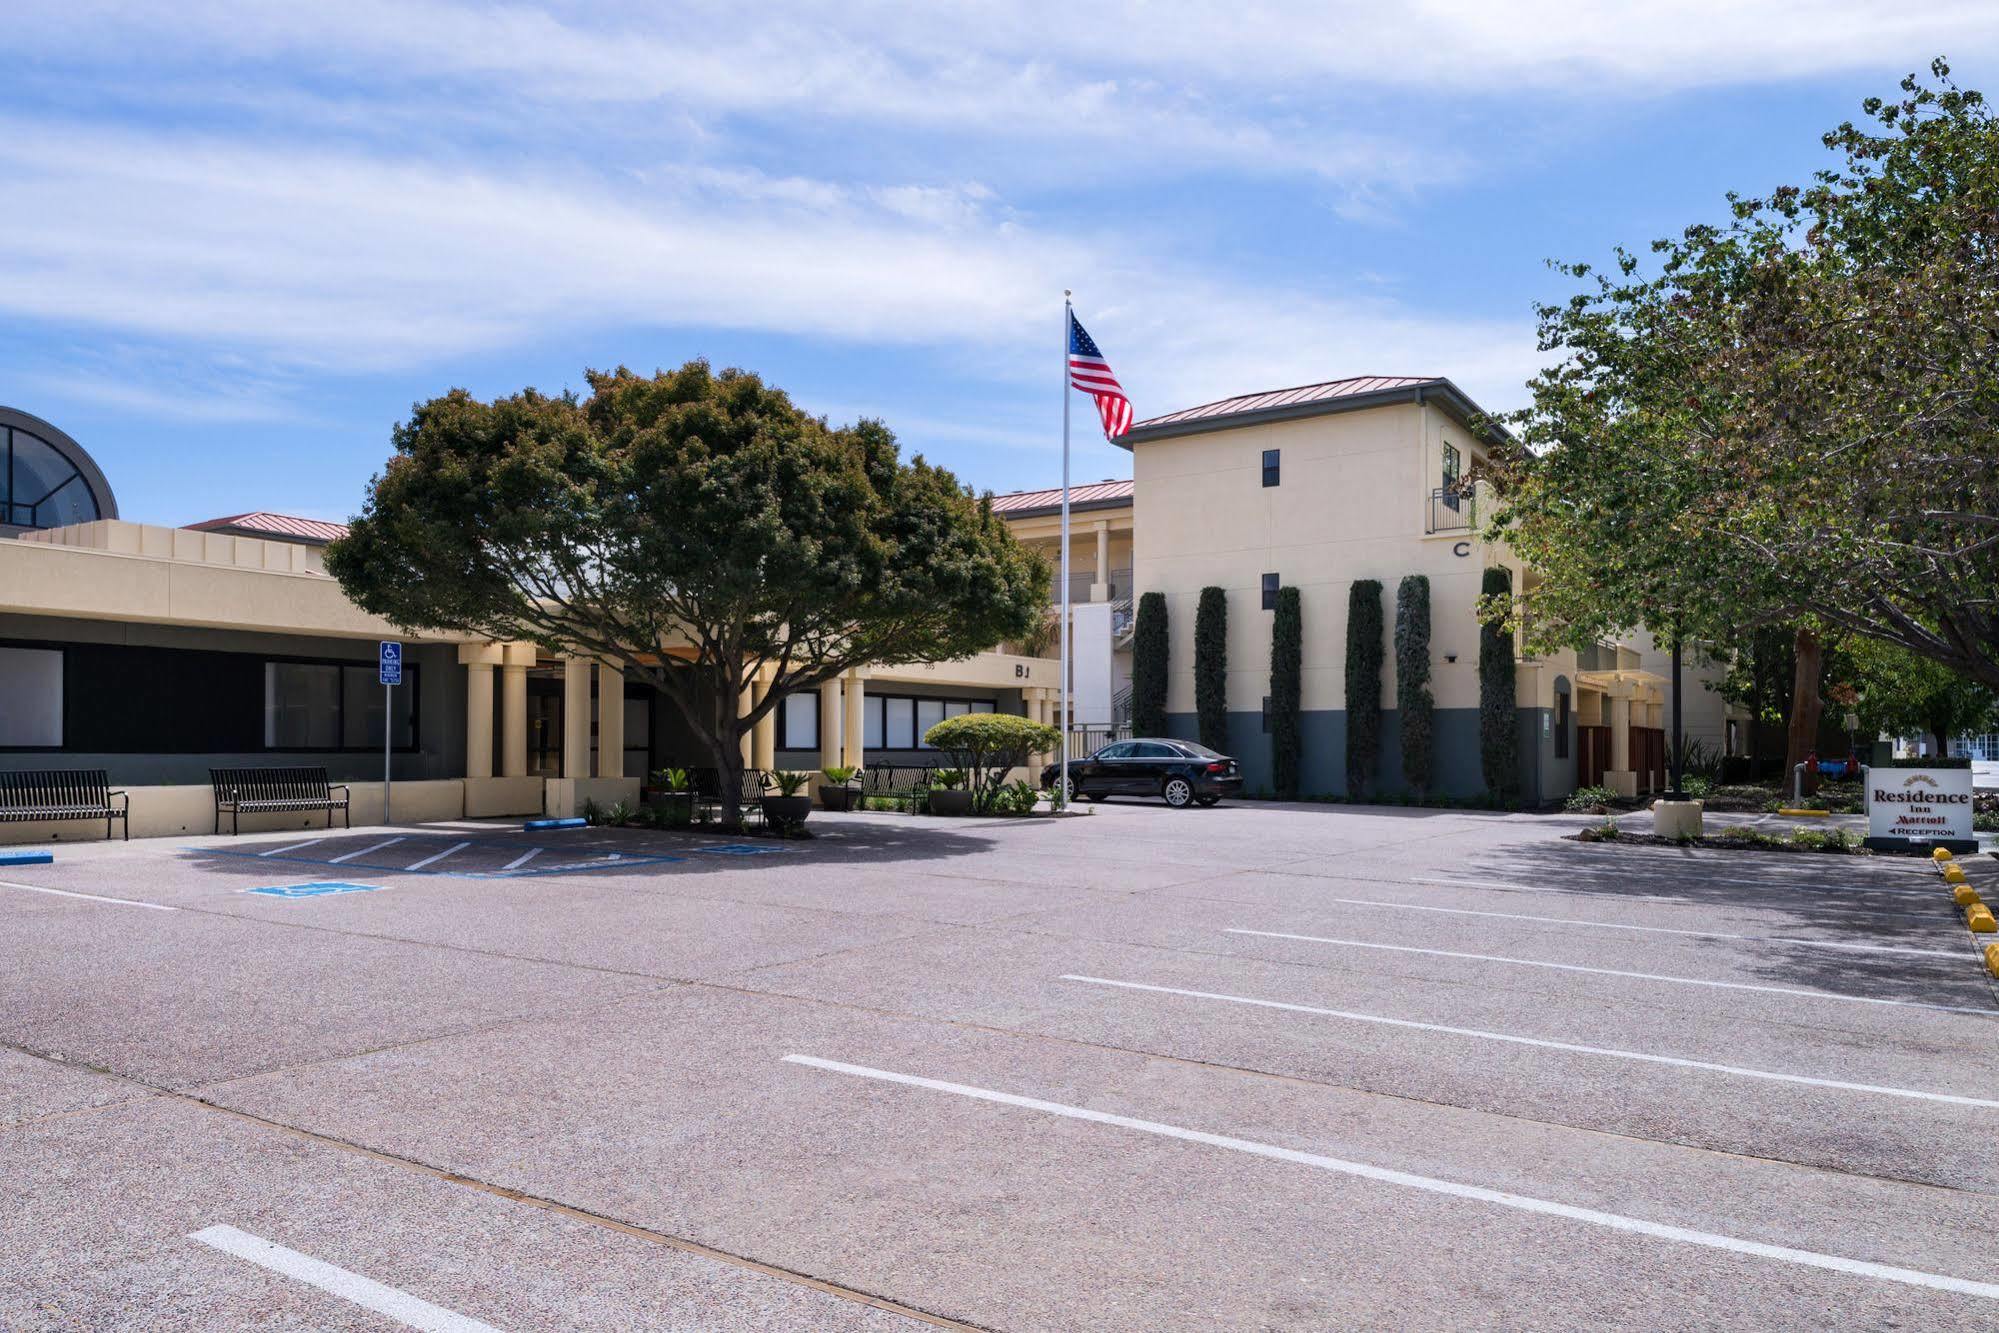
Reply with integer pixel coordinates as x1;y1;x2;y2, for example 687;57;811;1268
690;843;787;857
244;881;385;899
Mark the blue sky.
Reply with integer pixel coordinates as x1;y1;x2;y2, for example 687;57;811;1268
5;3;1996;526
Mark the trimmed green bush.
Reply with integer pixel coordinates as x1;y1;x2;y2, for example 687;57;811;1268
924;712;1060;812
1131;591;1168;738
1271;585;1302;799
1195;586;1229;751
1478;566;1519;801
1395;574;1434;796
1344;580;1383;795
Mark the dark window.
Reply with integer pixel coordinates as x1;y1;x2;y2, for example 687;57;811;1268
1441;441;1463;512
1261;573;1280;610
0;645;64;747
779;693;819;750
862;692;997;751
1130;742;1175;758
1261;448;1280;487
3;425;104;530
266;660;416;750
1555;689;1571;759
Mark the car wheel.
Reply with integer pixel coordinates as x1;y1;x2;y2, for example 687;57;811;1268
1194;795;1221;807
1058;776;1091;804
1162;777;1195;808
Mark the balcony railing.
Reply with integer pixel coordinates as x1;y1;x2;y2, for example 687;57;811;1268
1426;485;1473;534
1054;566;1133;605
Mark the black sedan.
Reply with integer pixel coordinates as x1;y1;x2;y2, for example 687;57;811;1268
1042;738;1243;808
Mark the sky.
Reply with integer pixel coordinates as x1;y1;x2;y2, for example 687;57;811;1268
4;2;1998;527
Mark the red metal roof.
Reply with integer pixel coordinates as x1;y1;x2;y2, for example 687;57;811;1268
1130;376;1443;432
988;479;1134;516
184;511;350;545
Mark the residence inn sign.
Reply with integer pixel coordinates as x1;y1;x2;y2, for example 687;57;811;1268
1867;764;1976;852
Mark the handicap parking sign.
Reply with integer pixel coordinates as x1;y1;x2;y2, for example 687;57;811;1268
378;641;403;686
244;881;385;899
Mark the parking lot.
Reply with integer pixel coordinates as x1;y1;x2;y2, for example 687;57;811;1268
4;803;1997;1329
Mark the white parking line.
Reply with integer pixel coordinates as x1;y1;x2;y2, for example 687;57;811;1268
405;841;472;871
188;1224;500;1331
0;879;177;912
782;1054;1999;1302
1222;929;1998;1016
258;837;328;858
1060;975;1999;1109
1302;894;1963;959
328;836;406;865
501;848;542;871
1417;873;1933;899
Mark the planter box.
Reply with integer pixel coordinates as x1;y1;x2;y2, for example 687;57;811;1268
928;789;975;817
818;786;857;812
760;795;813;828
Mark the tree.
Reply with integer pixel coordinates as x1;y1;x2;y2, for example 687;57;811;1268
1488;63;1999;790
1195;586;1229;752
925;713;1060;812
1131;592;1169;738
1479;567;1519;801
1271;585;1302;799
1845;638;1999;757
1344;580;1383;795
1396;575;1434;796
326;361;1047;824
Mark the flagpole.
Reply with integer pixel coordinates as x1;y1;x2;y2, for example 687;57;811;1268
1059;290;1073;811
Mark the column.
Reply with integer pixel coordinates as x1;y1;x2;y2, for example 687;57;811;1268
819;676;843;773
596;660;626;779
562;654;593;779
1605;689;1636;799
456;643;501;780
751;669;776;772
1089;522;1111;602
500;643;533;778
843;670;865;769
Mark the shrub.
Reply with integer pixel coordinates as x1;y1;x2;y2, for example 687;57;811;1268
820;765;857;785
1195;586;1229;752
1478;567;1519;801
1563;784;1617;812
1682;774;1714;799
1577;818;1621;842
648;767;691;791
989;779;1042;815
765;770;812;797
1345;580;1383;795
1131;592;1169;738
923;712;1061;811
1271;585;1302;799
1395;575;1433;796
581;797;604;825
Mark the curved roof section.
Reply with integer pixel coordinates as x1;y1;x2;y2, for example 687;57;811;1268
989;479;1133;519
1117;375;1505;447
0;405;120;527
184;511;350;546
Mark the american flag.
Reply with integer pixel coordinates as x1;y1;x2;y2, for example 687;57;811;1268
1068;313;1133;439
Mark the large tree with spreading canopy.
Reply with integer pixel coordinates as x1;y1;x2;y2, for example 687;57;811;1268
326;361;1048;821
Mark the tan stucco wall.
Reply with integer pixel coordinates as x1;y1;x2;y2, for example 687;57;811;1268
1132;401;1497;714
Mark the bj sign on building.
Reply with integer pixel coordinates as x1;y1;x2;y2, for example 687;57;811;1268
1866;758;1977;853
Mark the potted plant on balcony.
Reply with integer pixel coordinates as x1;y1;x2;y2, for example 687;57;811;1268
818;765;859;811
760;770;814;829
927;768;974;816
643;767;695;823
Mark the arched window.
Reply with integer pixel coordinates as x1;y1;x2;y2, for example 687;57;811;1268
0;409;117;531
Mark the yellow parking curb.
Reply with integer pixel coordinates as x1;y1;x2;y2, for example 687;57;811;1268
1986;943;1999;978
1944;865;1968;885
1954;883;1983;908
1934;847;1956;862
1777;808;1830;817
1968;904;1998;934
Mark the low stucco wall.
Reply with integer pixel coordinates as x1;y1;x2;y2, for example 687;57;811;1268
0;779;469;844
542;777;642;818
465;776;545;818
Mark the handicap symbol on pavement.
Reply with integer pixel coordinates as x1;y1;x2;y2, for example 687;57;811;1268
244;881;386;899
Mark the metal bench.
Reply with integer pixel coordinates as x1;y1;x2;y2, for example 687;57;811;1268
210;766;350;835
860;764;943;809
0;769;128;841
685;767;768;829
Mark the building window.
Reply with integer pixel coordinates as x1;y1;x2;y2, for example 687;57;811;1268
780;692;818;750
884;697;916;749
1554;688;1570;759
2;424;106;531
264;659;417;750
1261;573;1280;610
1441;441;1463;511
0;646;64;747
863;697;885;750
1262;448;1280;487
860;693;997;751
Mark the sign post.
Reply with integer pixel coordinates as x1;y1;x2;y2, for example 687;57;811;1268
378;642;402;825
1864;761;1975;853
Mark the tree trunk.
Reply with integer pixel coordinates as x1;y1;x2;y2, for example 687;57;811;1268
1785;626;1824;797
1934;725;1952;759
